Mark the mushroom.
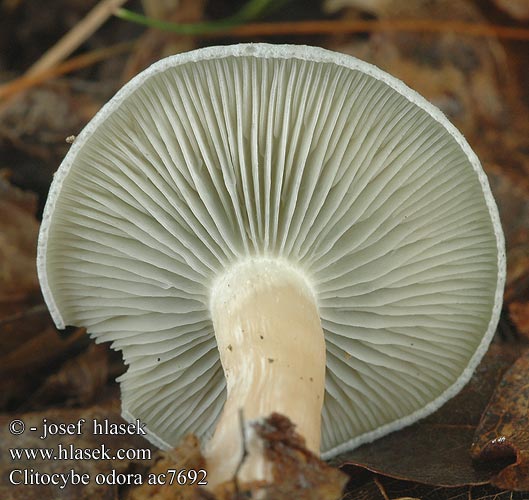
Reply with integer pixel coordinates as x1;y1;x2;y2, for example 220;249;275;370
37;44;505;486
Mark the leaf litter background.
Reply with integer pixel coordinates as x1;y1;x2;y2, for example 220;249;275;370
1;0;529;499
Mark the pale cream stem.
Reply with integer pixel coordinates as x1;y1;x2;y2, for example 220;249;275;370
206;259;326;487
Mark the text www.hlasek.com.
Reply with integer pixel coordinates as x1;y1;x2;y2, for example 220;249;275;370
10;443;151;461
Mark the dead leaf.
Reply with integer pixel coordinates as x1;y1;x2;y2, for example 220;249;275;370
471;351;529;491
0;177;77;409
344;474;529;500
28;343;110;409
335;423;490;487
0;174;39;306
0;325;88;410
0;175;48;355
0;326;85;377
331;343;523;487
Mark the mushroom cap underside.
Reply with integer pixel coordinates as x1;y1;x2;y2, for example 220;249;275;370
37;43;505;457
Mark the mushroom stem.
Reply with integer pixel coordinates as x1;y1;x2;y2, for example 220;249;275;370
206;258;326;487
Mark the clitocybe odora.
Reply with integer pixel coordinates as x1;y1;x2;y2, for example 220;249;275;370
38;43;505;486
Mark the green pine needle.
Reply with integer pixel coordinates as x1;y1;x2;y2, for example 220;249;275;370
115;0;286;36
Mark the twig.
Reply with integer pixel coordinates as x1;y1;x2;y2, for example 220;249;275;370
233;408;249;496
373;476;390;500
27;0;130;76
204;18;529;41
0;41;135;102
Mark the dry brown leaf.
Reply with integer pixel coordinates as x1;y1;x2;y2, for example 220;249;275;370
0;325;87;409
0;177;96;412
28;343;110;409
471;351;529;491
0;326;85;377
0;177;77;409
0;174;47;352
0;306;55;375
344;474;529;500
331;343;523;487
0;174;39;306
